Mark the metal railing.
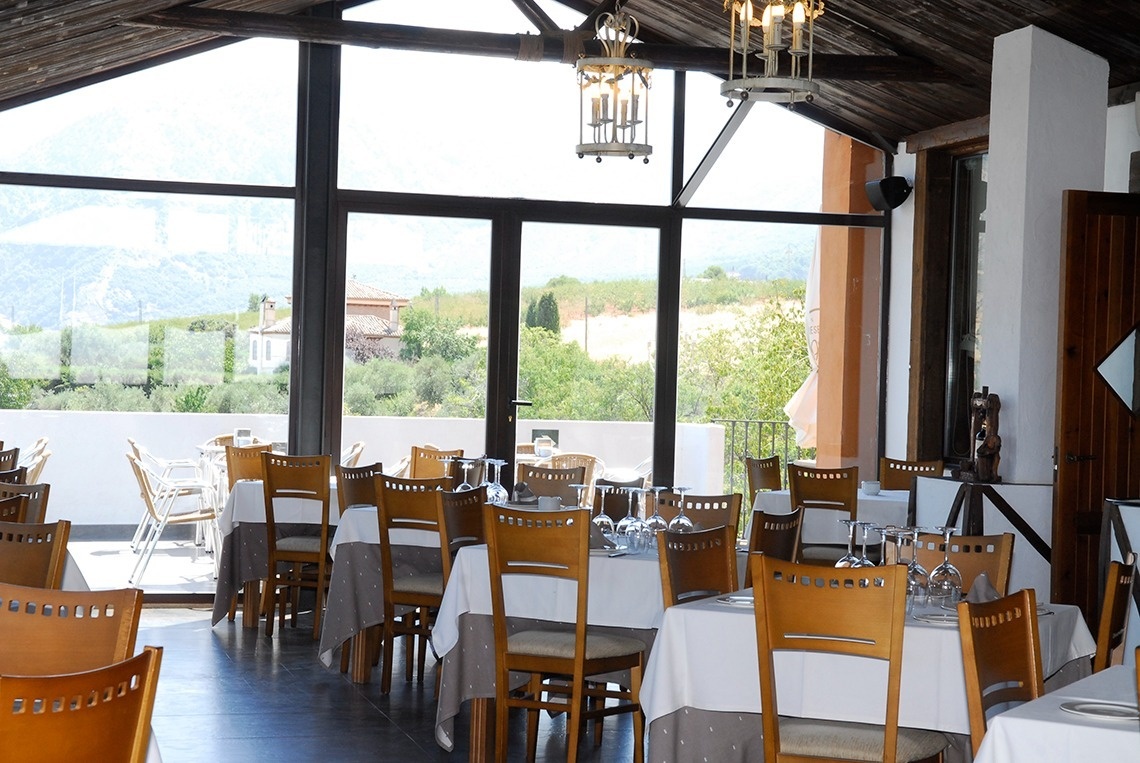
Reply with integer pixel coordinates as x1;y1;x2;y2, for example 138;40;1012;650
713;418;812;496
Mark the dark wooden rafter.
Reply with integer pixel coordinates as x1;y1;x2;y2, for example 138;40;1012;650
123;6;956;83
510;0;560;35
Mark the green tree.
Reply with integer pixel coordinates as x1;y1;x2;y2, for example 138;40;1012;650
248;293;269;312
398;307;477;362
524;291;560;335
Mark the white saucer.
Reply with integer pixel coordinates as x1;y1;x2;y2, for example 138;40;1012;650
1058;701;1140;721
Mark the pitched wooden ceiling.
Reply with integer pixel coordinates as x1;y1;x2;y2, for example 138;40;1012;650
2;1;1138;150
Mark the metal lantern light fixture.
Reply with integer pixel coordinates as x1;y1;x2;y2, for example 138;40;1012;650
576;3;652;163
722;0;823;105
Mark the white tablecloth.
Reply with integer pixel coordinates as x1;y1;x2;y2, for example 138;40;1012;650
974;665;1140;762
216;478;340;535
432;544;665;658
327;505;438;556
641;593;1096;736
751;488;911;545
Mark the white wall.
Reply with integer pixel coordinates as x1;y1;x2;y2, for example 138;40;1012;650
1105;100;1140;193
884;147;917;461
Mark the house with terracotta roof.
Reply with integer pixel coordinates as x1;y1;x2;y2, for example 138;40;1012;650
247;279;408;374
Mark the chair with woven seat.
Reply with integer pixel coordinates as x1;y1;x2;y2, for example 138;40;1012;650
957;589;1044;756
0;466;26;484
752;554;948;763
545;452;604;506
0;447;18;472
335;461;382;516
260;452;332;638
745;454;783;504
340;440;366;468
0;495;28;523
0;482;50;524
126;455;216;586
409;445;463;480
0;582;144;675
788;463;859;564
0;519;70;589
887;532;1015;596
880;457;944;491
375;474;450;694
594;475;646;523
1093;555;1135;672
0;645;162;763
518;464;586;507
485;504;645;763
657;525;738;607
654;491;743;534
742;506;803;587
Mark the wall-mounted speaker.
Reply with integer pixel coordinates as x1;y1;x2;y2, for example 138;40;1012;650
865;176;913;211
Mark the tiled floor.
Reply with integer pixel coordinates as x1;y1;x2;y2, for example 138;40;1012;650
107;544;638;762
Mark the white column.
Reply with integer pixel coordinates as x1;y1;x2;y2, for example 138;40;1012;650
981;26;1108;483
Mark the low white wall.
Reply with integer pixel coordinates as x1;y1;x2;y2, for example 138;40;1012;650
0;410;725;528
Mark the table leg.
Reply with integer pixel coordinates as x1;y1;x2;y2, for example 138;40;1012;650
469;697;492;763
349;632;373;683
241;581;261;630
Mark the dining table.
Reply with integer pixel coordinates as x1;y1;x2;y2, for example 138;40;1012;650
640;591;1097;763
973;664;1140;762
750;488;911;545
432;543;665;759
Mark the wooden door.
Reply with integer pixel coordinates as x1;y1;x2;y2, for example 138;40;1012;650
1055;190;1140;617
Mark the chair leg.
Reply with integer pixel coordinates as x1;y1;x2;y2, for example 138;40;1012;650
380;620;395;695
228;594;237;622
526;674;542;763
630;662;644;763
494;674;511;763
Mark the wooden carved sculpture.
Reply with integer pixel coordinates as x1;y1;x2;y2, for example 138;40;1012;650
959;387;1002;483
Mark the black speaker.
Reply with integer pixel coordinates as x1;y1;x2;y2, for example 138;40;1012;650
865;176;913;211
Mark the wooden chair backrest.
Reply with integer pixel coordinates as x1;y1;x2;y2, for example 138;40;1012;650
879;457;943;491
0;520;70;589
0;645;162;763
657;525;738;607
0;482;49;524
743;507;803;587
0;447;18;472
0;495;28;523
375;474;449;598
888;532;1015;596
752;555;908;763
1094;556;1135;672
593;476;645;522
0;582;143;674
655;492;743;534
335;462;382;516
546;453;604;502
518;465;586;506
0;467;26;485
409;445;462;480
957;589;1044;756
745;455;783;503
260;452;331;556
787;464;858;521
225;443;273;490
439;486;488;584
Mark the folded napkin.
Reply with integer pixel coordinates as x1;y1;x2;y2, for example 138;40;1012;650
964;571;1000;603
589;523;616;550
511;482;537;504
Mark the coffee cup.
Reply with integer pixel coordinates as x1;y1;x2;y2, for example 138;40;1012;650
861;480;881;495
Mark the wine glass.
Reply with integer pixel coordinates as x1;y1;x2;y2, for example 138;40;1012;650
835;519;859;567
644;485;669;537
625;487;649;539
904;527;930;612
456;458;475;490
593;483;615;536
485;458;509;506
878;525;902;566
852;521;876;567
927;525;964;607
569;483;588;509
615;487;641;538
667;486;695;533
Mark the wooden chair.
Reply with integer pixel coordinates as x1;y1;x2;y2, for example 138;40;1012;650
742;506;803;587
0;482;49;524
518;464;586;506
657;525;738;607
260;452;332;639
0;495;28;523
0;582;143;674
545;452;604;505
594;475;645;523
0;447;19;472
485;505;645;763
335;461;382;516
0;466;26;484
745;454;783;504
439;486;488;586
126;455;216;586
879;457;944;491
1094;556;1135;672
409;445;463;480
888;532;1015;596
225;442;273;490
340;440;366;468
957;589;1044;756
787;463;859;564
375;474;450;694
0;645;162;763
654;491;743;534
0;519;70;589
752;555;948;763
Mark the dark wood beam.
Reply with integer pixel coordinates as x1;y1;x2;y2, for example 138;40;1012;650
510;0;560;35
125;7;956;83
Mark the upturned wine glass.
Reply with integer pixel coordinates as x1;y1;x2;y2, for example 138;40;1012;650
456;458;476;491
927;525;964;606
835;519;860;567
852;521;876;567
484;458;509;506
644;485;670;537
615;487;641;538
666;486;695;533
592;483;616;536
904;527;930;610
569;483;588;509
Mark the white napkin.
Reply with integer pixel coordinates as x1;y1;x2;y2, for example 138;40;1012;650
964;571;1000;603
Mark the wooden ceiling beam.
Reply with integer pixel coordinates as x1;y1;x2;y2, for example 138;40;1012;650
510;0;560;35
125;6;956;83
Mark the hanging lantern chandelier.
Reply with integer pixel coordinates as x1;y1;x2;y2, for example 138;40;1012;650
576;2;653;162
722;0;824;106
